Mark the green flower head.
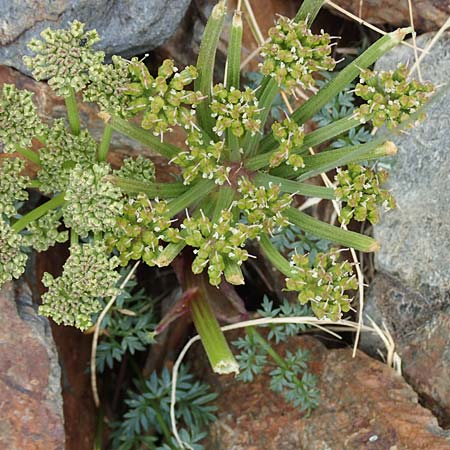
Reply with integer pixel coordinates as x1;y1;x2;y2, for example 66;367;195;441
260;16;335;94
335;164;396;225
0;219;28;288
114;154;156;184
23;20;105;97
0;84;47;153
0;158;29;217
270;118;305;169
354;64;434;128
39;241;120;331
63;163;123;237
285;249;357;320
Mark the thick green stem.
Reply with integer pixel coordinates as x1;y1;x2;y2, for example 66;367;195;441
65;87;81;136
70;229;78;246
15;146;41;166
12;193;66;232
295;0;326;24
97;124;113;162
259;233;293;277
187;273;239;374
107;115;180;159
154;242;186;267
108;176;187;198
166;179;215;217
285;207;380;252
259;28;412;153
211;187;235;222
195;0;227;136
254;173;336;199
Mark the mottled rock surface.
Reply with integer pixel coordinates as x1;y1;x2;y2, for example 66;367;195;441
203;336;450;449
0;0;191;74
327;0;449;31
0;281;65;450
361;33;450;425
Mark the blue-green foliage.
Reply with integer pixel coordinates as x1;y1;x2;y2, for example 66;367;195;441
232;297;319;412
94;271;157;373
110;365;217;450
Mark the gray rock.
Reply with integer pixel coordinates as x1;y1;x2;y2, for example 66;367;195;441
0;0;191;74
361;33;450;425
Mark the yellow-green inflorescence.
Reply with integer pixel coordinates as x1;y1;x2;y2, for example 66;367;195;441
270;118;305;169
23;20;105;97
124;58;204;137
354;64;434;128
114;155;155;184
39;242;120;331
285;249;357;320
260;16;335;94
335;164;396;225
106;193;181;267
0;84;47;153
0;158;29;217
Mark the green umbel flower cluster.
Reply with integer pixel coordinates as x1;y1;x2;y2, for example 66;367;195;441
270;118;305;169
0;158;29;217
260;16;335;93
38;119;96;194
124;59;203;136
0;219;28;287
23;20;104;97
237;178;292;234
285;249;357;320
114;155;155;184
23;210;68;252
84;55;132;117
210;84;261;137
182;210;256;286
107;193;180;267
39;242;120;331
335;164;396;225
63;163;123;237
0;84;46;153
354;64;434;128
171;129;230;185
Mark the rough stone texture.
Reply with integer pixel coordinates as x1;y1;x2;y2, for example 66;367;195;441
0;65;177;181
202;336;450;450
360;32;450;426
0;0;191;74
0;281;65;450
327;0;449;31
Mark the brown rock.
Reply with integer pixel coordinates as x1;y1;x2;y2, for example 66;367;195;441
0;281;65;450
204;336;450;450
326;0;449;32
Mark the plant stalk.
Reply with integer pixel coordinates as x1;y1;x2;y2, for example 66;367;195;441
97;124;113;162
65;87;81;136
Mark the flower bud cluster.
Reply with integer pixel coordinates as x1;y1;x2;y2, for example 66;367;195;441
171;129;230;185
0;84;47;153
39;242;120;331
210;84;261;137
83;55;132;117
0;219;28;288
270;118;305;169
181;210;256;286
38;119;97;194
124;59;203;136
0;158;29;217
23;20;105;97
63;163;123;237
107;193;181;267
114;155;155;184
335;164;395;225
23;210;68;252
237;178;291;234
285;249;357;320
260;17;335;93
354;64;434;128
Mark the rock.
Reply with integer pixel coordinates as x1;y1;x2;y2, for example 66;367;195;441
361;32;450;425
202;336;450;449
327;0;449;31
0;0;191;74
0;281;65;450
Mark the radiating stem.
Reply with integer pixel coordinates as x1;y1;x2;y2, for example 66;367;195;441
108;176;187;198
166;179;215;217
97;124;113;162
15;146;41;166
65;87;81;136
259;233;293;277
